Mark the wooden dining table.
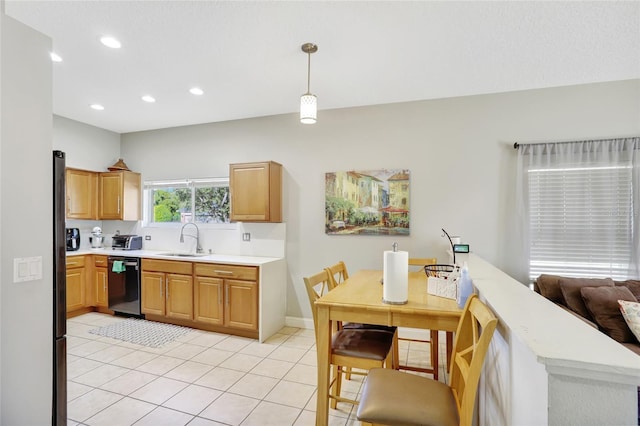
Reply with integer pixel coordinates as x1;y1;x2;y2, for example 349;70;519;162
313;269;462;426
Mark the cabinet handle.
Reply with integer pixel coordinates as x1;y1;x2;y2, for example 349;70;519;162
225;286;229;306
67;196;71;214
117;196;121;214
103;275;106;292
166;280;169;300
218;285;221;304
160;278;163;298
67;262;77;266
214;270;234;275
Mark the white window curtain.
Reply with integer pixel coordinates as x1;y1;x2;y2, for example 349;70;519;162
516;137;640;282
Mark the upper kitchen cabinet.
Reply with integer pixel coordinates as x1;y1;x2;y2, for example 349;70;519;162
66;168;97;219
229;161;282;222
98;170;141;220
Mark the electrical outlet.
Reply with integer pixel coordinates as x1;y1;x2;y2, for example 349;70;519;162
145;235;151;241
242;233;251;242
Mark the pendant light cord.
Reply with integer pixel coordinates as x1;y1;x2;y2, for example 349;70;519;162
306;51;311;94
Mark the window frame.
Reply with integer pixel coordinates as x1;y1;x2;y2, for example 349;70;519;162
142;177;235;229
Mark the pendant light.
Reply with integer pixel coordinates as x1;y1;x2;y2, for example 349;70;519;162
300;43;318;124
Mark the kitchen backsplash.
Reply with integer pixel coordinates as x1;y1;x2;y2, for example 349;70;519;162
66;219;285;258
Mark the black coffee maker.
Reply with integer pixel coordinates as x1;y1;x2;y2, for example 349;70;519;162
66;228;80;251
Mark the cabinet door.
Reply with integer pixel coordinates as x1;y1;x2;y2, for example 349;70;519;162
66;168;96;219
194;276;223;325
95;268;108;307
225;279;258;331
229;161;281;222
66;268;86;312
166;274;193;320
141;271;165;316
99;172;123;219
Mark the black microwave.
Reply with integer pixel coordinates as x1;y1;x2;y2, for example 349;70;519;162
66;228;80;251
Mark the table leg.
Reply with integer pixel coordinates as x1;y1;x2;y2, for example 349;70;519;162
316;305;330;426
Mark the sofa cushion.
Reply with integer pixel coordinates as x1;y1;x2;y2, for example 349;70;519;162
615;280;640;301
536;274;566;304
581;286;637;343
619;300;640;344
560;277;614;320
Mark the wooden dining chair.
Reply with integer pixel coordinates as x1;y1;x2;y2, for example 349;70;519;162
356;294;498;426
398;257;440;379
325;261;400;373
304;269;395;409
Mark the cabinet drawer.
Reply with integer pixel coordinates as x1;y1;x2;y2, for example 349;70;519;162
142;258;193;275
194;263;258;281
66;256;85;269
94;255;108;267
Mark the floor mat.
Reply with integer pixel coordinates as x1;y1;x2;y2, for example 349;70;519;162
89;317;193;348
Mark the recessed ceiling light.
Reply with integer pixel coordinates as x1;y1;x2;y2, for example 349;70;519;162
189;87;204;96
100;36;121;49
90;104;105;111
50;52;62;62
141;95;156;103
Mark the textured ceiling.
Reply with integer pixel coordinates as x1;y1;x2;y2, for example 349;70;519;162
5;1;640;134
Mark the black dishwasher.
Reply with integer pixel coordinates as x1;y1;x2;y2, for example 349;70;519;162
108;256;142;317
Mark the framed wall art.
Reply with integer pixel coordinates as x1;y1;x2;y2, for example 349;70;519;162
325;169;410;235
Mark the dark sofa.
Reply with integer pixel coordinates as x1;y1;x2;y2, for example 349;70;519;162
534;275;640;355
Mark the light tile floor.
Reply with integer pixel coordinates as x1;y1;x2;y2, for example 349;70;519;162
67;312;448;426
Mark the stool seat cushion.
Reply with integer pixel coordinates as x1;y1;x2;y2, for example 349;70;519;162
357;368;459;426
332;329;395;361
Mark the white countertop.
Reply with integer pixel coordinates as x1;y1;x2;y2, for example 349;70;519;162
66;248;283;266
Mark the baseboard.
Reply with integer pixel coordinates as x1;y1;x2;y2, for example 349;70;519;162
285;316;314;330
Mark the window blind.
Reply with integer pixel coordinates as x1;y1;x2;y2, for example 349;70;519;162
528;164;633;281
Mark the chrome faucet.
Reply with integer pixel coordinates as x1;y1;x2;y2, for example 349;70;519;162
179;222;203;253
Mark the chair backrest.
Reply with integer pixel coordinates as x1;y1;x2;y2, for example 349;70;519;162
303;269;333;335
325;261;349;290
408;257;437;272
449;294;498;426
408;257;437;266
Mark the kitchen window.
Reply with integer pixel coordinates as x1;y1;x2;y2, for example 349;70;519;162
144;178;230;226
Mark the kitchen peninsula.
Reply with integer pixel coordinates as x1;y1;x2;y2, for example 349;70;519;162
66;249;286;343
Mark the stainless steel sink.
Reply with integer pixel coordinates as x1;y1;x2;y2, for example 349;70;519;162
158;252;208;258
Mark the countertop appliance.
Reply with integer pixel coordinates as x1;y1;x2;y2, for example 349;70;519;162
108;256;142;316
66;227;80;251
90;226;104;249
111;234;142;250
53;151;67;424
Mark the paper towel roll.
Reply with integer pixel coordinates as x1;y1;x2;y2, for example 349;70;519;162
383;250;408;304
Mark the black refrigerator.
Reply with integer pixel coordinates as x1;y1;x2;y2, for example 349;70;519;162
53;150;67;425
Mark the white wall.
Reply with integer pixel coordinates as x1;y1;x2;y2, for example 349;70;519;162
1;13;52;424
53;114;120;171
121;79;640;320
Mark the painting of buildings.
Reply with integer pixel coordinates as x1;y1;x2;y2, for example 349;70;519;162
325;169;410;235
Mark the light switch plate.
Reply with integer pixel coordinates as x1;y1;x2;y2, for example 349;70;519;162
14;256;42;283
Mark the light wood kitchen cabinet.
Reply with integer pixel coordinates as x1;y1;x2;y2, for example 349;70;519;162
66;168;97;219
229;161;282;222
94;255;108;308
141;259;193;320
98;170;141;220
194;263;258;331
66;256;86;312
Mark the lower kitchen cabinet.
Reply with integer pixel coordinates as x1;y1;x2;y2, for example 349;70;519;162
194;263;258;332
66;256;86;312
94;255;108;308
141;259;193;320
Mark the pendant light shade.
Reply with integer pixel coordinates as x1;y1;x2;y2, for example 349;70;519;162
300;43;318;124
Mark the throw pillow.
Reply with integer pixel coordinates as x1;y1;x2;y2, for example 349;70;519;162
615;280;640;301
559;277;614;320
581;286;637;343
619;300;640;343
536;275;565;304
